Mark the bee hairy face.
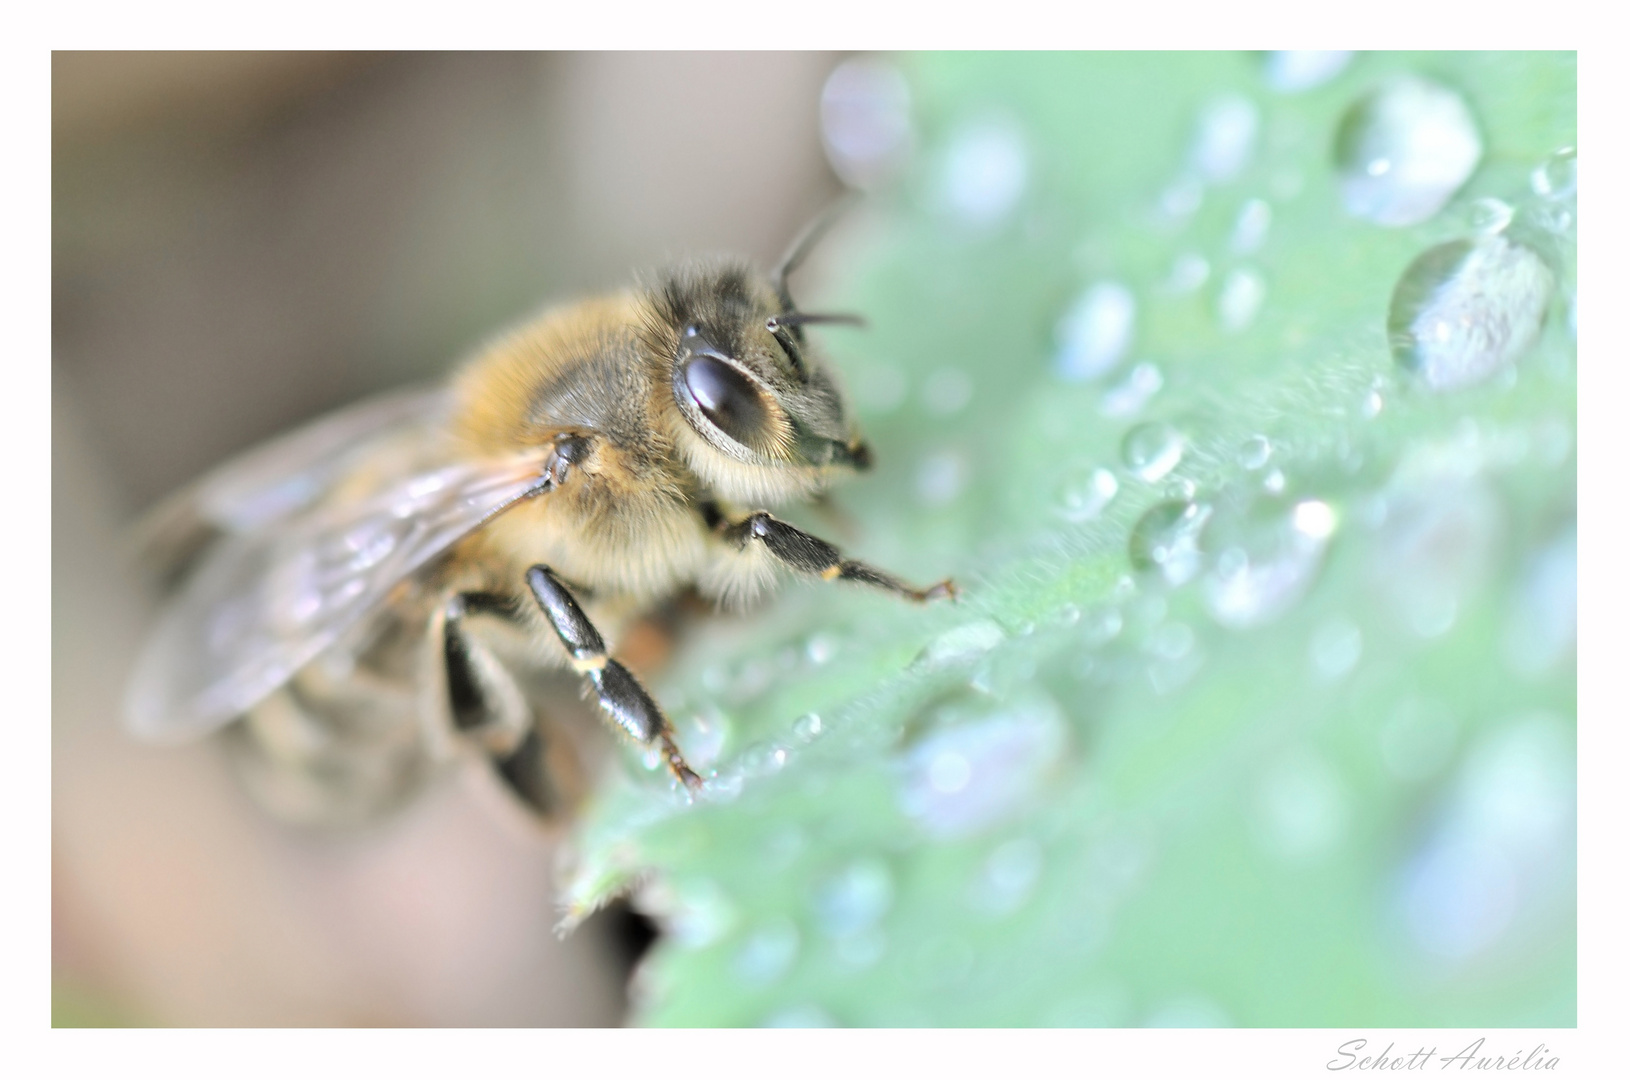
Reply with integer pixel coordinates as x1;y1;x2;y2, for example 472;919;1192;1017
647;264;870;482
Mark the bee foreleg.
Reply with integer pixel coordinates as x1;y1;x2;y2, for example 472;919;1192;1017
724;511;957;603
524;566;702;790
442;593;531;752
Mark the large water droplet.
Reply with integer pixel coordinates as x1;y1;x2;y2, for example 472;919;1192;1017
1129;501;1212;585
940;119;1028;226
1264;50;1353;93
1529;146;1577;201
1120;422;1186;482
1388;235;1554;391
1055;282;1136;381
1335;76;1482;227
820;57;913;189
1191;95;1259;183
1055;464;1119;523
1216;267;1267;332
898;695;1066;838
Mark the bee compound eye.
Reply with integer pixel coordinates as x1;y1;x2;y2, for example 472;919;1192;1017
683;355;771;448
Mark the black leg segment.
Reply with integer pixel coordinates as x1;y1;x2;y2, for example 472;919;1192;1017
443;591;528;739
525;566;701;789
725;512;957;602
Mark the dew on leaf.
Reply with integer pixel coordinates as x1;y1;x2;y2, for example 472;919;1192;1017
814;857;894;939
1129;500;1212;586
916;620;1005;670
1055;281;1136;382
1529;146;1577;201
1388;235;1553;392
1264;50;1353;93
1229;198;1272;254
1120;421;1186;482
1236;434;1273;470
1335;76;1482;227
792;712;826;743
1191;95;1260;183
1217;267;1267;332
898;695;1066;838
1502;524;1576;678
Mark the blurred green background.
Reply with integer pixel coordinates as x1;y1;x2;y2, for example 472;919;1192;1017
54;52;1575;1027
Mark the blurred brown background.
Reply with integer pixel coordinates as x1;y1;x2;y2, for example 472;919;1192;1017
52;50;848;1026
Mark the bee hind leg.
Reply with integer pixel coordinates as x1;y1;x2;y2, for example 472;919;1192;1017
724;511;957;602
443;592;563;815
524;566;702;791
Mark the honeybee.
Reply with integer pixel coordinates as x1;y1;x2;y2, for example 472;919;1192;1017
125;221;956;825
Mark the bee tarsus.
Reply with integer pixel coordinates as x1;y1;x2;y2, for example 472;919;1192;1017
726;510;958;604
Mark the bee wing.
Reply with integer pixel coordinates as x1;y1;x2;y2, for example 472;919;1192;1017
126;451;556;742
135;385;452;579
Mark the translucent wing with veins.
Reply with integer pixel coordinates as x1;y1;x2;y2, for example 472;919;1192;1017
126;402;556;742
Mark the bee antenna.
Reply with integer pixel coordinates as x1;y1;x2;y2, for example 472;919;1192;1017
766;311;868;331
772;193;861;312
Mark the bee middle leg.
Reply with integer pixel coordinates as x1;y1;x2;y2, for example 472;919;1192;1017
722;511;957;602
525;566;702;790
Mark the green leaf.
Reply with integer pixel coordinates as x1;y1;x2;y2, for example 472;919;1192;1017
567;52;1576;1028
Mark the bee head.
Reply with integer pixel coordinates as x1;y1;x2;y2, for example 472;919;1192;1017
643;261;871;504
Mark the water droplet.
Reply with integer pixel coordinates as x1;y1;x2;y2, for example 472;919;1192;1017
1216;267;1267;332
737;742;788;777
1080;606;1123;646
1099;362;1164;417
1466;196;1513;235
1191;95;1260;183
969;837;1044;916
660;877;739;948
1262;468;1286;494
1380;697;1458;782
792;712;825;743
1361;380;1386;418
762;1004;836;1028
1054;282;1136;381
916;620;1005;670
1309;619;1363;680
1253;750;1349;860
734;919;800;986
820;57;913;189
1388;235;1554;391
1146;621;1196;661
1053;603;1082;628
1335;76;1482;227
1503;525;1576;678
1529;146;1576;201
1163;252;1210;294
680;707;730;767
814;858;894;938
1129;501;1212;586
1396;714;1574;961
1202;499;1337;629
1120;422;1186;482
1229;198;1272;254
916;450;966;505
1264;50;1353;93
898;695;1066;838
940;119;1028;226
805;632;840;665
922;367;973;414
1236;434;1273;470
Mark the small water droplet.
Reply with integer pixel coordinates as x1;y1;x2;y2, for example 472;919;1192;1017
898;696;1066;838
1129;501;1212;586
1163;252;1210;294
1099;362;1164;418
1054;464;1116;524
916;450;966;505
1309;619;1363;680
940;119;1028;226
1120;422;1186;482
1216;267;1267;332
1229;198;1273;254
1262;468;1286;494
1191;95;1260;183
1080;606;1123;646
922;367;974;414
916;620;1005;670
1335;76;1482;227
1053;604;1082;628
792;712;825;743
680;707;730;767
814;857;894;940
1236;434;1273;470
820;57;913;189
1264;50;1353;93
805;632;840;665
969;836;1044;916
734;920;800;986
738;741;788;777
1388;235;1554;391
1202;499;1337;629
1054;282;1136;381
1253;750;1349;860
660;877;739;948
1466;196;1514;235
1529;146;1577;201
